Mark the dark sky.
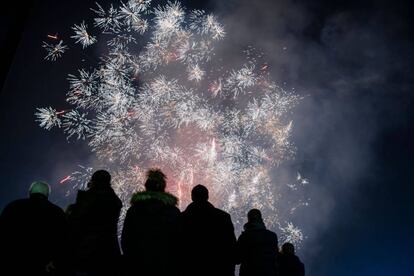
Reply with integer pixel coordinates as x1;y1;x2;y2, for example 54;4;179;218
1;0;413;275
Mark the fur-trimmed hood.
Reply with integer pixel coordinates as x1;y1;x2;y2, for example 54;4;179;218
131;191;178;206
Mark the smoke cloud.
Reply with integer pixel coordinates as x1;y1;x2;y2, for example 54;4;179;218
208;0;413;267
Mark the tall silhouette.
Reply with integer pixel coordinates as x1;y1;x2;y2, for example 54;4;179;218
236;209;278;276
278;242;305;276
0;181;70;275
66;170;122;276
121;169;181;276
181;184;236;276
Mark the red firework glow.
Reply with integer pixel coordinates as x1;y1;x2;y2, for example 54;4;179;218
59;175;72;184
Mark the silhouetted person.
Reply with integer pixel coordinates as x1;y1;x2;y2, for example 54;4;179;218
121;169;181;276
66;170;122;276
181;184;237;276
0;181;70;275
278;242;305;276
236;209;279;276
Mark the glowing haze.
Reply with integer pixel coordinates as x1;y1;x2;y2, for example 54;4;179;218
36;0;308;244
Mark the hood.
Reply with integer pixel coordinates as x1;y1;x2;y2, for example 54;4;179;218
131;191;178;206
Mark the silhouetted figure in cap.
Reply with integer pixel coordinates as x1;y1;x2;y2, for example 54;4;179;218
66;170;122;276
0;181;70;275
181;184;237;276
236;209;279;276
278;242;305;276
121;169;181;276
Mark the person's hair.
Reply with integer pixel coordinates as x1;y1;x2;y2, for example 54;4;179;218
282;242;295;255
90;170;111;188
29;181;50;198
191;184;209;202
247;208;263;222
145;169;167;192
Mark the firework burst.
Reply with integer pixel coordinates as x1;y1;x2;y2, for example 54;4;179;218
36;0;308;244
42;40;68;61
71;21;97;48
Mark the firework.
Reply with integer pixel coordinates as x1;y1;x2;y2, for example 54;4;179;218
187;64;205;82
119;1;149;34
281;222;304;245
36;0;308;244
42;40;68;61
71;21;97;48
91;3;123;33
35;107;63;129
189;10;225;40
60;165;94;191
62;110;93;140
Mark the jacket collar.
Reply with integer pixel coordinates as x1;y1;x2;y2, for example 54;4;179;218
131;191;178;206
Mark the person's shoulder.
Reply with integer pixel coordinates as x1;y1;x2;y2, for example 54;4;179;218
2;198;28;212
43;200;65;215
213;207;234;226
112;189;122;206
8;198;28;206
101;188;122;207
293;254;304;264
265;228;277;236
163;200;180;214
214;206;231;218
181;201;199;215
75;189;88;202
168;205;181;215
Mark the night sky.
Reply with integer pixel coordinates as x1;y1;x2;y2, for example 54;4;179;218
1;0;413;275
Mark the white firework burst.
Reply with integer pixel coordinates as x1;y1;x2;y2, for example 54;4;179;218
187;64;205;82
35;107;63;130
42;40;68;61
91;3;123;32
120;1;149;34
62;110;93;140
225;64;257;97
37;0;308;244
281;222;304;245
189;10;225;40
71;21;97;48
127;0;152;12
153;1;185;40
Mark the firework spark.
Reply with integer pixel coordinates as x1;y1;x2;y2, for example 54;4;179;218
71;21;97;48
42;40;68;61
47;34;59;40
35;107;63;129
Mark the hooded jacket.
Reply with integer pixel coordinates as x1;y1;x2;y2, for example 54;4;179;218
278;253;305;276
181;200;237;276
121;190;181;276
66;186;122;274
236;220;279;276
0;194;70;275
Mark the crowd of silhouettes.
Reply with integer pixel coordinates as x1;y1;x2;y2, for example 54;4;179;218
0;169;305;276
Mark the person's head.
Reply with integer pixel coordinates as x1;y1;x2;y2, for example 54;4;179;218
281;242;295;255
191;184;209;202
89;170;111;189
29;181;50;198
145;169;167;192
247;208;263;223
